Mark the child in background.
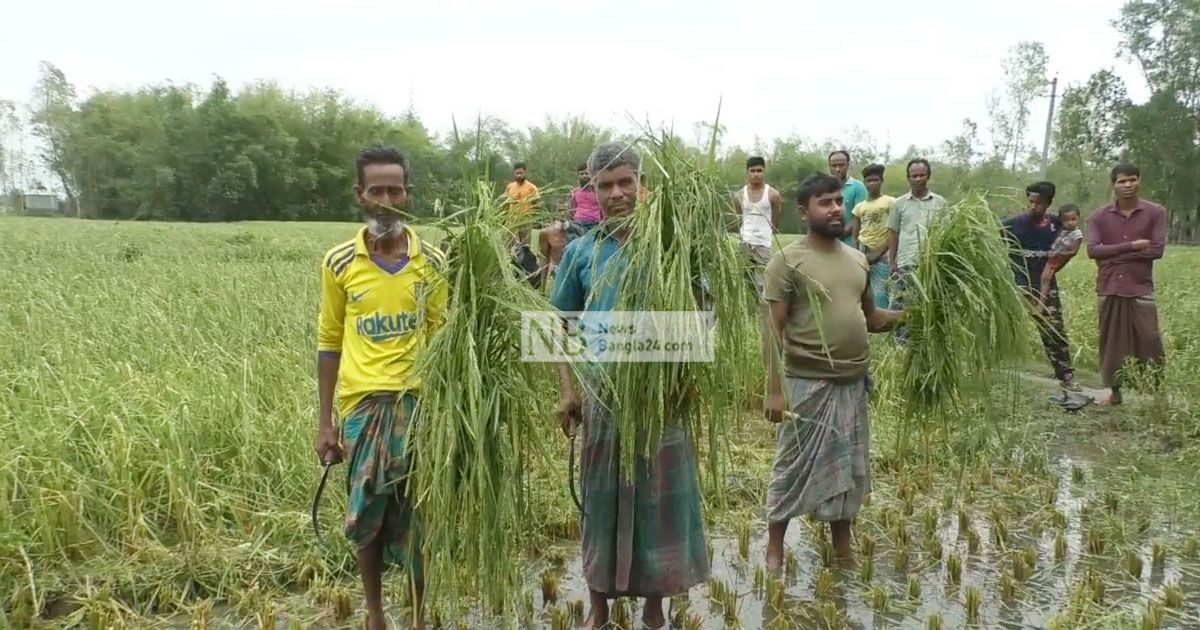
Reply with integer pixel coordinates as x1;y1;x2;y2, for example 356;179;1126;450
1040;204;1084;305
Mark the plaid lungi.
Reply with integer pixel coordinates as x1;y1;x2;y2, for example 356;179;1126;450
742;243;773;298
766;377;871;524
578;395;710;597
342;392;422;579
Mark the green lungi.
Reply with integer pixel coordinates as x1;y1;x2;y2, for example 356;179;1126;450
578;395;710;597
342;392;422;579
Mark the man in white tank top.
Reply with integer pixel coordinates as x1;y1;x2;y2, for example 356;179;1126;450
732;156;780;297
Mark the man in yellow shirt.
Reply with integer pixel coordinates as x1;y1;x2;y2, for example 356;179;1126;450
315;145;448;630
851;164;895;308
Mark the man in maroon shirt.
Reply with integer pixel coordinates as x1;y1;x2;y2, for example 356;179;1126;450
1086;163;1167;405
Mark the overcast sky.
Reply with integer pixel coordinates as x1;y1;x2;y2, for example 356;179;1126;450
2;0;1147;155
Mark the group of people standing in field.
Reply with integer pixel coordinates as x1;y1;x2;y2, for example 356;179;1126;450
312;141;1168;629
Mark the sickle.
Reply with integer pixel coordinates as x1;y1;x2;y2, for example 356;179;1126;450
312;458;335;544
568;432;586;518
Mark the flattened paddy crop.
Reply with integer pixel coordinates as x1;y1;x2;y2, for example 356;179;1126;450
1;217;1198;628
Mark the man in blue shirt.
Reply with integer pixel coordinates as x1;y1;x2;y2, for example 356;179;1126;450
1002;181;1080;392
829;150;868;246
550;141;709;630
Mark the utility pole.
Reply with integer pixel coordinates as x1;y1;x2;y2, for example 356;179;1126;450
1039;76;1058;179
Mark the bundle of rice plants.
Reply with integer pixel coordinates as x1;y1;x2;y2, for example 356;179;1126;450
409;182;579;615
595;133;760;480
893;192;1033;443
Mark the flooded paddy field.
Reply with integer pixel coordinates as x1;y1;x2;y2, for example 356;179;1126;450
3;219;1198;629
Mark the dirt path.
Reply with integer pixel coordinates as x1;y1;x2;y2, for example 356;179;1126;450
1015;371;1110;403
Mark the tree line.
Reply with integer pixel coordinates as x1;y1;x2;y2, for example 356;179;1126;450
1;0;1196;238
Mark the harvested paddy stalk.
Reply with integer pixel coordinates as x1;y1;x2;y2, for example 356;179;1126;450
907;575;921;600
410;182;573;614
891;193;1031;439
603;134;759;480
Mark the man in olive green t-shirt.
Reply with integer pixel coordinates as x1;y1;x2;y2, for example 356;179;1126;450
761;173;903;572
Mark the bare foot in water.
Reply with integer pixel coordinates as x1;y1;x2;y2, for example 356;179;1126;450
832;520;857;569
587;591;609;629
642;597;665;629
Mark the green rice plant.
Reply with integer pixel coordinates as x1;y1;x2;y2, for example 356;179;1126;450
548;605;571;630
967;527;981;554
1151;542;1165;568
1163;583;1183;609
708;577;728;604
765;576;785;611
992;519;1010;549
868;582;890;611
753;565;766;594
859;533;876;558
785;551;799;578
925;537;943;562
191;600;214;629
1125;549;1144;578
947;552;963;584
738;522;751;561
907;574;921;600
255;602;275;630
541;570;560;605
1183;537;1199;559
1022;545;1037;570
860;556;875;582
611;598;633;629
820;541;836;567
1054;532;1067;561
923;508;939;537
1086;570;1105;604
1000;572;1016;601
927;612;944;630
1140;601;1164;630
1087;526;1108;555
521;591;534;625
332;587;353;622
894;545;910;571
965;586;982;624
892;193;1033;444
410;182;581;614
819;600;844;628
814;568;835;599
1044;482;1058;507
721;586;739;625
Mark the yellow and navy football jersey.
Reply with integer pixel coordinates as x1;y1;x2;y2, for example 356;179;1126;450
317;225;448;418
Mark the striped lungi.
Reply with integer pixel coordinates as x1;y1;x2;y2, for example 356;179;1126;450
578;395;710;597
766;377;871;524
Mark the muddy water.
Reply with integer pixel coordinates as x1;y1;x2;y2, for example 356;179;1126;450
513;455;1200;629
164;452;1200;629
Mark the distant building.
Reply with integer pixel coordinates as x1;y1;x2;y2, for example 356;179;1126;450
21;193;62;217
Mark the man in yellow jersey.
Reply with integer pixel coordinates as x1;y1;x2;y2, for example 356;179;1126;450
315;145;448;630
851;164;895;308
